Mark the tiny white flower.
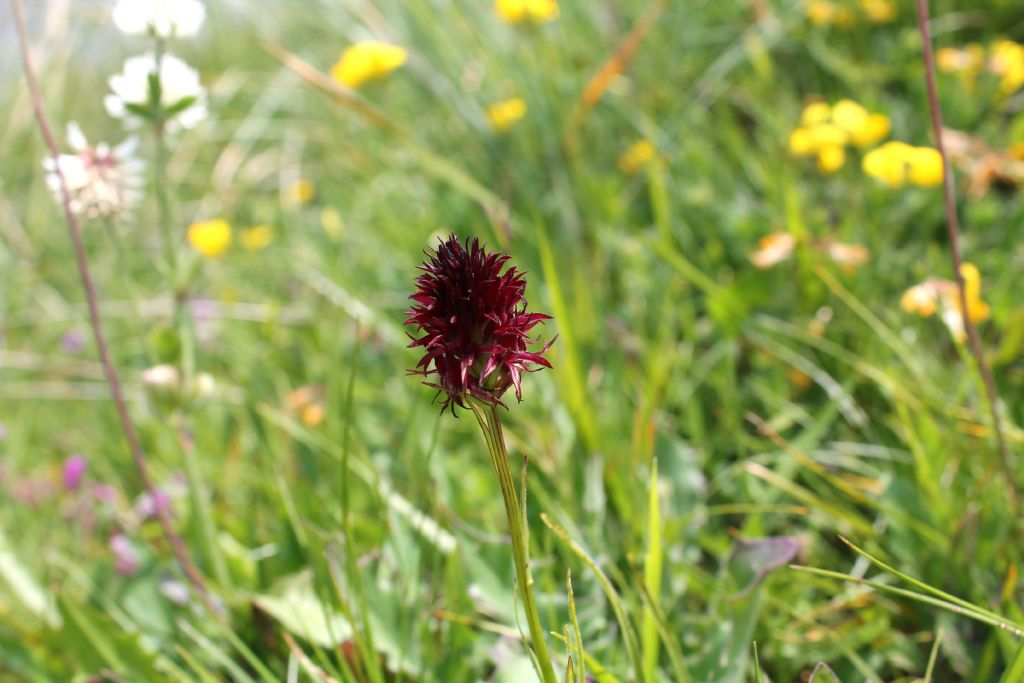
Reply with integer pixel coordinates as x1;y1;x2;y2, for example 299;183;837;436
105;53;207;131
112;0;206;38
141;363;180;388
41;122;144;219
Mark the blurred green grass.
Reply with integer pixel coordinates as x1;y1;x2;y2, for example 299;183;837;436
2;0;1024;680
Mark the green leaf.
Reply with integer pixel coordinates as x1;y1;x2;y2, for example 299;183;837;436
808;662;842;682
999;638;1024;683
55;595;162;681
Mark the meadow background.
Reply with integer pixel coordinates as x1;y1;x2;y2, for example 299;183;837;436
1;0;1024;680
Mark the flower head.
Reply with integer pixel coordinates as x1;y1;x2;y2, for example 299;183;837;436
112;0;206;38
749;233;797;269
62;454;88;491
789;100;890;174
42;123;144;220
901;263;989;341
105;53;207;130
863;141;943;188
188;219;232;258
406;235;553;412
487;98;527;133
285;179;316;205
618;140;657;174
330;41;407;89
240;225;273;251
496;0;559;23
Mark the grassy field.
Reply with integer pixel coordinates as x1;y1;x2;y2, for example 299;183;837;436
2;0;1024;680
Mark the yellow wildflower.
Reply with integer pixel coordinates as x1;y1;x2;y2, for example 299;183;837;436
187;219;231;258
833;6;855;27
495;0;559;23
808;123;849;148
905;147;944;187
990;40;1024;95
285;179;315;205
788;128;816;156
240;225;273;251
938;44;985;74
801;101;832;126
849;113;891;147
830;99;869;132
488;97;527;133
330;41;407;89
749;233;797;269
806;0;834;25
817;144;845;173
618;140;657;174
320;207;344;238
859;0;895;23
901;263;989;341
901;283;937;317
863;142;942;188
863;141;911;187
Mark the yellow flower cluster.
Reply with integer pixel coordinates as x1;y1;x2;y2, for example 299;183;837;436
487;98;527;133
988;40;1024;95
862;142;943;188
901;263;989;342
938;40;1024;95
330;41;407;90
189;220;275;257
789;100;891;173
495;0;559;24
806;0;896;27
285;179;316;205
618;140;657;174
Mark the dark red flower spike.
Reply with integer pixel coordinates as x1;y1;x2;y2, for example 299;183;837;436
405;234;553;413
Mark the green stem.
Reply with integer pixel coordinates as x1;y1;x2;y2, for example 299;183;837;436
469;400;558;683
151;37;178;280
175;415;229;588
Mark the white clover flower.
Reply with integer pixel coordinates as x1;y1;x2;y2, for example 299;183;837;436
105;53;207;131
112;0;206;38
41;122;144;219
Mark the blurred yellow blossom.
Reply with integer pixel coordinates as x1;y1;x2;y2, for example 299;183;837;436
990;40;1024;95
495;0;559;23
790;99;889;173
937;44;985;75
618;140;657;174
905;147;944;187
807;0;888;27
285;179;315;205
320;207;344;238
816;144;845;174
286;385;326;427
801;101;832;126
863;141;943;188
488;98;527;133
826;241;870;272
901;263;989;341
188;219;231;258
806;1;835;26
750;233;796;269
859;0;896;24
830;99;891;146
330;41;407;89
240;225;273;251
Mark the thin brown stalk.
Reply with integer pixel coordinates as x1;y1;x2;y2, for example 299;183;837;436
913;0;1017;510
10;0;214;606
